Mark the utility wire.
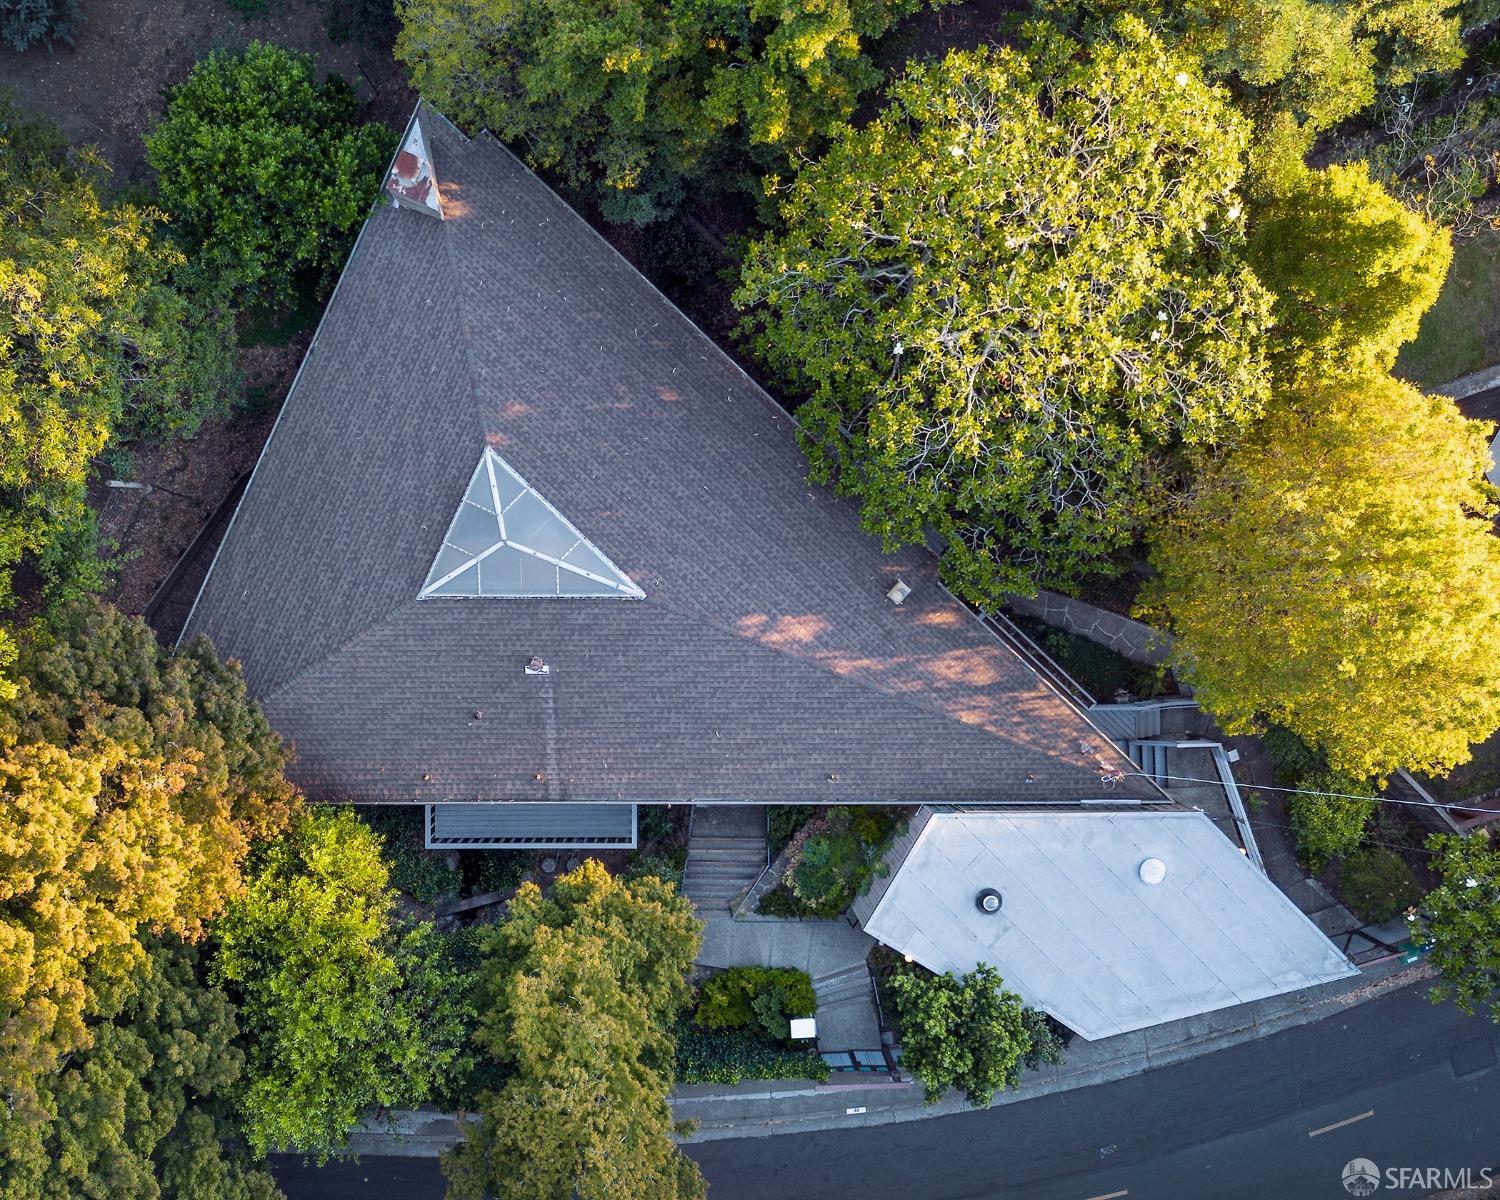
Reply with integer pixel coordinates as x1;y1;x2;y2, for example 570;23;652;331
1120;770;1493;820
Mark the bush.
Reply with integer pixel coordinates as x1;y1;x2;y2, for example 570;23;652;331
622;848;686;890
355;806;461;903
887;963;1033;1107
786;806;903;917
1263;724;1325;786
466;850;531;895
1288;771;1378;870
768;806;816;856
674;1022;829;1085
145;42;389;301
637;805;677;844
1340;848;1422;924
1018;1007;1067;1074
696;967;816;1042
1;0;77;50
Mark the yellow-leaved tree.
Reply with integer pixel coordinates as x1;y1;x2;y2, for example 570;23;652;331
1142;371;1500;779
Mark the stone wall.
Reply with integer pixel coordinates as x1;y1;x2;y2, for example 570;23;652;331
1005;588;1174;668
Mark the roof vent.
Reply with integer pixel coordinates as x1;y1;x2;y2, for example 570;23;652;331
1139;858;1167;885
975;888;1003;914
886;579;912;605
526;656;549;676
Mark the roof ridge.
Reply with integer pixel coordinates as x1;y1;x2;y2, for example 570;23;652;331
258;595;424;709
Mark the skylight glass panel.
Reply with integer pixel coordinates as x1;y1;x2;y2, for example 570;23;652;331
420;450;644;599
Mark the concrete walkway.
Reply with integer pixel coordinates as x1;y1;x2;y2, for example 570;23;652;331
695;915;882;1051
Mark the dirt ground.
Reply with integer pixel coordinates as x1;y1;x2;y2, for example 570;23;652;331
0;0;413;185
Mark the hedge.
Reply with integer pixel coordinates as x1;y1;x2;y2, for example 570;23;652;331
674;1023;829;1085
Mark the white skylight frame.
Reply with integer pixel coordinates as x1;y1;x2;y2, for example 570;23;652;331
420;449;645;600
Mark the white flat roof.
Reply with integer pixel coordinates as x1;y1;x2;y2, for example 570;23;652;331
862;809;1356;1041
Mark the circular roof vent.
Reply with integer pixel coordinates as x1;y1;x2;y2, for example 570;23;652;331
975;888;1003;914
1139;858;1167;886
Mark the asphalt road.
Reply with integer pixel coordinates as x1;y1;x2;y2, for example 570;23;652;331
271;980;1499;1200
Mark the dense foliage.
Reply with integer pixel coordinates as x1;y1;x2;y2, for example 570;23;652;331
674;1021;829;1085
145;43;389;300
737;25;1273;599
1418;831;1500;1020
1340;847;1422;923
443;860;705;1200
395;0;939;224
211;807;472;1158
1042;0;1464;181
0;603;294;1129
1;937;282;1200
0;0;77;51
784;806;903;917
1287;771;1378;869
0;103;237;654
886;964;1035;1106
1143;371;1500;778
1247;161;1451;374
696;966;816;1042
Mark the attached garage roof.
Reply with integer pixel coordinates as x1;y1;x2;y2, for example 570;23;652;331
859;808;1357;1040
180;102;1153;808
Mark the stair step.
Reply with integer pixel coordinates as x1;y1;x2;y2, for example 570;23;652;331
812;965;868;987
683;863;762;878
685;836;766;851
685;850;765;865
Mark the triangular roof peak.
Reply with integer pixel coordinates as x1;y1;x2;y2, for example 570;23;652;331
385;111;443;219
420;449;644;599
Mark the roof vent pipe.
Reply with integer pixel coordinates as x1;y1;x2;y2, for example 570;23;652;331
975;888;1002;914
887;579;912;605
1139;858;1167;885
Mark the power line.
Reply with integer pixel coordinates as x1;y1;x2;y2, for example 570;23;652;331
1121;770;1494;820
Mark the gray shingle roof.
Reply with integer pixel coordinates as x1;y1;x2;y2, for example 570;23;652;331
182;105;1155;807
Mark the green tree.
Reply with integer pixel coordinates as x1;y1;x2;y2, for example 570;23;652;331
886;963;1034;1106
1248;161;1450;374
211;806;472;1159
394;0;938;224
145;43;389;300
1;103;237;654
0;0;78;51
0;602;294;1127
443;859;704;1200
1418;831;1500;1020
1142;372;1500;779
1043;0;1463;178
1;937;282;1200
1287;771;1378;869
736;25;1273;600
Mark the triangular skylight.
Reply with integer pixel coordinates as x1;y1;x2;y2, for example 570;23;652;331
420;450;645;599
385;113;443;219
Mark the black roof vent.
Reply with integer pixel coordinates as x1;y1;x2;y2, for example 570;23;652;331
976;888;1002;914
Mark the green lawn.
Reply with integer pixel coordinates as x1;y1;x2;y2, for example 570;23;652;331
1396;228;1500;388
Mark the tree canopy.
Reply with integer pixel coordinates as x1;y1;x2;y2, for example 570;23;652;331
442;859;704;1200
885;963;1034;1106
394;0;937;224
145;42;389;300
0;102;236;661
0;602;294;1127
210;806;472;1159
1;936;282;1200
1142;372;1500;779
1419;831;1500;1021
736;24;1274;601
1247;161;1451;374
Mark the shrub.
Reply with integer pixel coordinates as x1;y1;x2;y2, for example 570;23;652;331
674;1022;829;1085
768;806;816;855
1263;725;1325;786
1288;771;1378;870
622;848;686;890
1340;848;1422;924
1018;1008;1067;1074
1;0;77;51
696;967;816;1042
887;963;1033;1107
356;806;462;903
785;806;902;917
145;42;389;301
638;805;677;844
466;850;531;895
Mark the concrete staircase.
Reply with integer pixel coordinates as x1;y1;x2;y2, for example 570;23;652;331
682;807;766;913
812;963;881;1051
